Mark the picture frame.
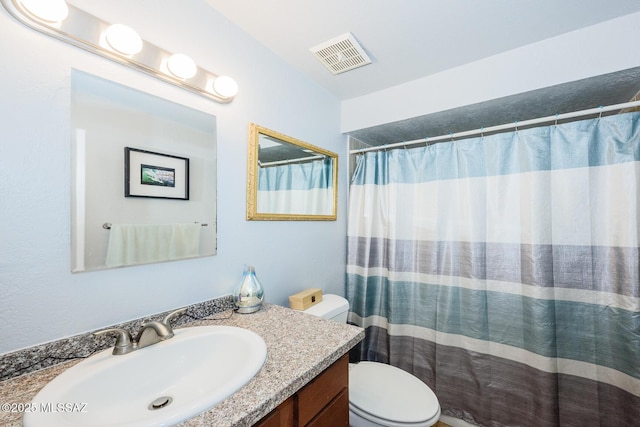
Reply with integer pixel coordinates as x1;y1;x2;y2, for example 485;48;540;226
125;147;189;200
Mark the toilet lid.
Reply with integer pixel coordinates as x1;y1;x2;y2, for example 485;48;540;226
349;362;439;424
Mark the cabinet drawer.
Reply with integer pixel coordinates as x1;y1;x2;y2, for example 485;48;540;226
296;354;348;426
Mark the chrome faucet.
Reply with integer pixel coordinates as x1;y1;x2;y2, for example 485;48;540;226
94;307;188;355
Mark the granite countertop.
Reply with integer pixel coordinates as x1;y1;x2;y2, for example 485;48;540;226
0;303;364;427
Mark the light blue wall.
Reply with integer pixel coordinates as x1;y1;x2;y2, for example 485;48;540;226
0;3;345;354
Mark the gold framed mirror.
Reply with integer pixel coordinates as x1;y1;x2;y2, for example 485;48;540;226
247;123;338;221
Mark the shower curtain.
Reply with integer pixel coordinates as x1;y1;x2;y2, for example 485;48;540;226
258;158;333;215
346;112;640;426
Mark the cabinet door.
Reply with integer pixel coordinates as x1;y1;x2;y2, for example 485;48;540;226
296;355;348;426
306;388;349;427
254;397;294;427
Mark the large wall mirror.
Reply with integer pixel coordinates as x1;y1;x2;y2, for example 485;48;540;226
71;71;217;272
247;124;338;221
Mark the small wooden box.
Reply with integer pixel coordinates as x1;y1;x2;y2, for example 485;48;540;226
289;288;323;311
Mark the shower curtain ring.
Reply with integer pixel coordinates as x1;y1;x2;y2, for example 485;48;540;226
450;132;454;141
554;113;559;126
598;105;603;119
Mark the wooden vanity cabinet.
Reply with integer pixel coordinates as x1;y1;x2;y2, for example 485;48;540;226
255;397;294;427
255;354;349;427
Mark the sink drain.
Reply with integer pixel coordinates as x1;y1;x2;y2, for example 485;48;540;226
148;396;173;410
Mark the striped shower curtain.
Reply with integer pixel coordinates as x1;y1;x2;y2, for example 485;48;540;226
258;158;333;215
346;112;640;426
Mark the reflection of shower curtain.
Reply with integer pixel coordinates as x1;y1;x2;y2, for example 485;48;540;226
258;158;333;215
347;113;640;426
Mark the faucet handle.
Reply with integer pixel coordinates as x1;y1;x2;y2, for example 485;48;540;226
93;328;135;355
163;307;188;327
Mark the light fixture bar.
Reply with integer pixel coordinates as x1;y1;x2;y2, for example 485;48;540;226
1;0;238;103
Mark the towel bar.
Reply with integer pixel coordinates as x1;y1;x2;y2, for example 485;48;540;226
102;222;208;229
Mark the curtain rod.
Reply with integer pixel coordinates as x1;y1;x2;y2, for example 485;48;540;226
349;100;640;154
259;154;327;167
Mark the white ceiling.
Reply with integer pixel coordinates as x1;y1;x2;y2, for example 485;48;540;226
205;0;640;100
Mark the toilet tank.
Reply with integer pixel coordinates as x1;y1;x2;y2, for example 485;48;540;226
303;294;349;323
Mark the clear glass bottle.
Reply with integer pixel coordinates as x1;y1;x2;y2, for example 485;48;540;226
233;265;264;313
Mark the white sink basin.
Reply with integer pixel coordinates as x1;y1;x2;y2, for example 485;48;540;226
23;325;267;427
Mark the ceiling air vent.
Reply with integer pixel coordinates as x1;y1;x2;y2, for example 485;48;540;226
310;32;371;75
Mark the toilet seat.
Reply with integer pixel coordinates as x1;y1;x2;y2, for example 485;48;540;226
349;362;441;427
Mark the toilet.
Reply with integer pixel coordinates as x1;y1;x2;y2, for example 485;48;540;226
304;294;441;427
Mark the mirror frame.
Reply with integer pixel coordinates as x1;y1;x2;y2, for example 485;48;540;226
247;123;338;221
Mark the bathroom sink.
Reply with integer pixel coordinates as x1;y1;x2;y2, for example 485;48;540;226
23;325;267;427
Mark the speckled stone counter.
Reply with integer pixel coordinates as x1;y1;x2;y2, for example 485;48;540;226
0;303;364;427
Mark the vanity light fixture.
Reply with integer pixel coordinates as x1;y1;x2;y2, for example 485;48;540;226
18;0;68;23
167;53;198;80
2;0;238;103
104;24;143;56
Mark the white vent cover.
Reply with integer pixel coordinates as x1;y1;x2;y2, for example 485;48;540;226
310;32;371;75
